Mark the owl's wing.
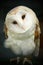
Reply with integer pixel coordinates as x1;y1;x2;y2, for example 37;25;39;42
33;18;41;57
3;24;8;39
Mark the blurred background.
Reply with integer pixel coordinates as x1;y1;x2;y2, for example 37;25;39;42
0;0;43;65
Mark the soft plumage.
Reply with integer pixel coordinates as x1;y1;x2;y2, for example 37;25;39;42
4;6;41;64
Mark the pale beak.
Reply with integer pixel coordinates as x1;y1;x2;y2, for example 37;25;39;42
22;26;26;30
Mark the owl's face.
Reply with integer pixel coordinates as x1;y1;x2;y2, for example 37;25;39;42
5;6;36;34
7;10;29;33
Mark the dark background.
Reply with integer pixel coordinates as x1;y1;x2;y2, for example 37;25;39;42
0;0;43;64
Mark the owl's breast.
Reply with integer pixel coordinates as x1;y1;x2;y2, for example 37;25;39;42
22;40;35;56
15;35;35;56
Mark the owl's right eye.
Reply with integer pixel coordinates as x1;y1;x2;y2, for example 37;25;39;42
12;21;17;24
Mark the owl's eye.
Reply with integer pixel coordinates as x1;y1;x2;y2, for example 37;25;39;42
12;21;17;24
22;14;25;20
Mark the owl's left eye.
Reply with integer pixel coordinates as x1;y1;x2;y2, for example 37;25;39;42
12;21;17;24
22;14;25;20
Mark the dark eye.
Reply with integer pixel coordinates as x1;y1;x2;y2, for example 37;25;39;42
12;21;17;24
22;14;25;20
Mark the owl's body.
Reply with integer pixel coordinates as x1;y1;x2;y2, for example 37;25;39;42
4;6;41;64
5;31;35;56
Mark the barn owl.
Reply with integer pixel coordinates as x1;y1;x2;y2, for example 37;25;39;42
4;6;41;65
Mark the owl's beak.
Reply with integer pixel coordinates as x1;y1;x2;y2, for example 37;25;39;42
22;26;26;30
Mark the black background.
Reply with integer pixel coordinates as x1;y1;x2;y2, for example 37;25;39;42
0;0;43;64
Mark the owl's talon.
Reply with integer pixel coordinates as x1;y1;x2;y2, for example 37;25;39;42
23;58;33;65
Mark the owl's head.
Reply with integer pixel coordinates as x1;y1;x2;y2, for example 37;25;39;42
4;6;39;38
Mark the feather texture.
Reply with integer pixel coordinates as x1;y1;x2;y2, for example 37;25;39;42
4;6;41;57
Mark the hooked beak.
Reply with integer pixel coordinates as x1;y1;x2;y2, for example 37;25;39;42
22;26;26;30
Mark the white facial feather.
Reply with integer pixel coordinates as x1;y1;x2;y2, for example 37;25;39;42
4;6;41;56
